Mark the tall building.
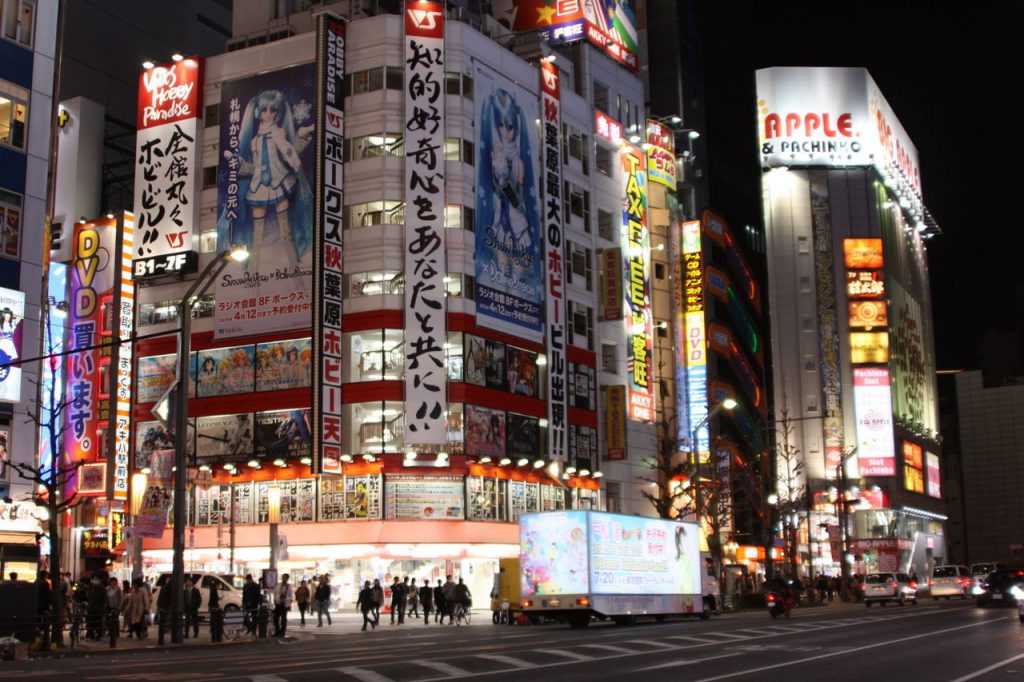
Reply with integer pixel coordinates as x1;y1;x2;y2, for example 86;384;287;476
0;0;58;576
759;67;944;578
107;1;655;599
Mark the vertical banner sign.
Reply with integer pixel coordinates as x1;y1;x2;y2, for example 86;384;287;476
681;220;709;460
853;367;895;476
65;219;118;493
621;143;653;421
132;58;203;268
312;14;345;475
38;263;67;481
214;65;316;338
539;60;567;463
107;212;135;500
473;61;543;340
645;119;677;190
0;287;25;403
668;199;686;446
604;385;627;460
404;1;448;443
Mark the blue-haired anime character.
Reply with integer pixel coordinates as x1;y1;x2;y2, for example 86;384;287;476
222;89;314;273
477;87;541;282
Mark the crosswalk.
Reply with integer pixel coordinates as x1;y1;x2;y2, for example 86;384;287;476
248;611;931;681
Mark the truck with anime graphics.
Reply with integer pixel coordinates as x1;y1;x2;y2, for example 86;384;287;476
517;510;709;627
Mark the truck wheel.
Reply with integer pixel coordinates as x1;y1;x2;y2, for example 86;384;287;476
568;613;590;629
701;601;712;620
613;615;637;626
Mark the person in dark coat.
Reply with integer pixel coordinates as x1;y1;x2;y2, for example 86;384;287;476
314;575;332;626
418;577;433;624
356;580;375;631
390;576;405;624
37;570;52;617
370;579;383;626
242;574;261;634
86;576;109;640
183;578;202;638
434;578;446;624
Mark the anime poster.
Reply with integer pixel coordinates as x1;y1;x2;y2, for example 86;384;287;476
485;339;507;390
473;62;543;340
215;64;316;338
256;338;311;391
135;449;174;538
135;419;194;470
255;409;312;459
196;413;254;461
192;345;255;397
465;335;487;386
136;353;176;404
507;413;540;459
465;405;507;459
588;513;700;595
507;347;539;397
255;478;316;523
0;287;24;403
520;511;590;597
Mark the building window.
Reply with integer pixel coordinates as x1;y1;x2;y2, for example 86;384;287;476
444;137;474;165
385;66;403;90
597;208;615;241
345;200;404;228
593;80;609;111
348;67;385;95
604;481;621;513
345;271;404;297
0;80;28;149
204;103;219;127
2;0;34;47
568;300;593;350
569;362;596;410
595;145;612;175
601;343;617;373
199;229;217;253
138;294;214;327
202;165;217;189
345;133;404;161
344;329;405;382
462;73;473;101
654;263;665;280
0;190;22;258
566;241;592;291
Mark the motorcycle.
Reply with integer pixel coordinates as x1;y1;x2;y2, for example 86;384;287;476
766;590;793;619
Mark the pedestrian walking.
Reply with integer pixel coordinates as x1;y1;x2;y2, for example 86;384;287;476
452;578;471;626
125;577;150;639
295;579;311;626
86;576;108;640
356;580;376;631
434;578;446;624
242;574;261;634
314;575;332;626
371;578;384;626
183;578;201;638
273;574;294;637
442;575;457;624
389;577;404;624
419;577;433;624
401;577;413;618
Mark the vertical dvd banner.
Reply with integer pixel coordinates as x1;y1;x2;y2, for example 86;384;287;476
312;14;345;474
539;60;567;464
107;211;135;500
403;1;447;444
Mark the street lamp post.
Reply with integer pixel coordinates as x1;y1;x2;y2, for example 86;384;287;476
267;483;281;575
170;247;247;643
837;446;858;602
129;471;147;581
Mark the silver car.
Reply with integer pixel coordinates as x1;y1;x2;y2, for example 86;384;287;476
930;565;970;599
863;572;918;607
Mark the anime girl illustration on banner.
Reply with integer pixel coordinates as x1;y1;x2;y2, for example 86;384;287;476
216;65;316;338
474;63;543;338
0;288;24;403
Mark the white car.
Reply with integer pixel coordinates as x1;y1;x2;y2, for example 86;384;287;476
150;573;244;617
930;565;970;599
970;563;1007;592
863;572;918;607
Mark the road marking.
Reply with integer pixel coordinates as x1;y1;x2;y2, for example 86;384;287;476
337;667;394;682
638;652;744;672
950;653;1024;682
475;653;534;669
579;643;635;654
416;660;470;677
702;632;748;640
689;617;1005;681
625;639;675;650
665;634;719;644
535;648;593;661
251;676;287;682
761;625;802;633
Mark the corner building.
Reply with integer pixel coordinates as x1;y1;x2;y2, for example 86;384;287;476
758;67;945;578
132;3;650;599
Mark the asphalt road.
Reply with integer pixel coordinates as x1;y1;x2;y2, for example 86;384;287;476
8;600;1024;681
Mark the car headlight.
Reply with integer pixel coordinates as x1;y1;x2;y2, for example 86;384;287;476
972;585;986;595
1010;586;1024;599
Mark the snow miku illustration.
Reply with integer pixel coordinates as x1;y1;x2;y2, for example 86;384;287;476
223;89;314;275
478;86;541;282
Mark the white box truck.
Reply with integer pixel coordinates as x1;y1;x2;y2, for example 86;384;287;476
518;510;709;628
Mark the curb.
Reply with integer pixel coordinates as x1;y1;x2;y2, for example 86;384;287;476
27;635;273;659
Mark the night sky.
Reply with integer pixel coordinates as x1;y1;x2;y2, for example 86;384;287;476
697;0;1023;369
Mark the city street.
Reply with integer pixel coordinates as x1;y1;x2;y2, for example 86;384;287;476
7;600;1024;681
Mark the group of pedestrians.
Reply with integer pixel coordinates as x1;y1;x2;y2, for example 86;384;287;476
356;575;471;631
241;573;334;637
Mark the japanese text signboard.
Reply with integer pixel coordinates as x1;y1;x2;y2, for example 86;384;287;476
404;1;448;444
681;220;708;457
312;14;345;474
622;143;653;421
108;212;135;500
540;60;567;463
132;58;203;275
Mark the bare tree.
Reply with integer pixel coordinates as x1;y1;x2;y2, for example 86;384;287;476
773;407;807;579
1;298;85;647
639;375;697;520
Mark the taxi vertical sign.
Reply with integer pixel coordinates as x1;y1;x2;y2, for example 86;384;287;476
107;212;134;500
540;59;567;463
621;143;653;421
312;13;345;474
403;1;448;443
682;220;709;460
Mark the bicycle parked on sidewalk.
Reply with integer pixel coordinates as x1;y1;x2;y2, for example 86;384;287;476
452;602;472;626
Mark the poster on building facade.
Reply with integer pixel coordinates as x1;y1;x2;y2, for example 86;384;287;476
193;345;255;397
384;473;465;520
255;409;312;459
466;404;507;459
473;61;543;341
196;413;254;461
132;58;203;272
136;354;176;404
853;367;896;476
135;448;174;538
311;13;345;475
404;1;448;444
622;143;654;422
257;338;311;390
215;64;316;339
0;287;24;403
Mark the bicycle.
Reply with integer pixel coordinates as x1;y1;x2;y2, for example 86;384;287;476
68;603;85;647
452;602;472;626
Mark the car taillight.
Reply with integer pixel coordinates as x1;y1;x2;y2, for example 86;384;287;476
928;579;934;586
521;599;533;608
890;581;898;588
960;578;970;586
910;580;918;588
576;597;590;606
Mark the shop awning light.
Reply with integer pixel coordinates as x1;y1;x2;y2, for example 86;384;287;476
499;457;512;466
579;469;591;477
533;459;545;469
273;459;286;467
142;60;155;69
171;53;184;62
247;459;260;468
592;471;604;479
300;457;312;465
479;456;492;464
565;466;577;474
197;464;210;472
517;457;529;467
340;454;352;462
535;355;547;366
